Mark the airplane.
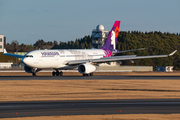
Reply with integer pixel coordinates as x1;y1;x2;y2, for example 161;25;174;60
3;21;177;76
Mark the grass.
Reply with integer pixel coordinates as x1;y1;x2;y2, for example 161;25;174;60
0;79;180;101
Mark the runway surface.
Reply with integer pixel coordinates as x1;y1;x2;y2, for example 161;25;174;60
0;75;180;80
0;99;180;118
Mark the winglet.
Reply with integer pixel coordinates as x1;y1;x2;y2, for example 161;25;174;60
169;50;177;56
4;49;7;53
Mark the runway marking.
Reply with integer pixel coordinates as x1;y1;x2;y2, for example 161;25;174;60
99;88;180;92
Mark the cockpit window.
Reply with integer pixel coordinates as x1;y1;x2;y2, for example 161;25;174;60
25;55;33;57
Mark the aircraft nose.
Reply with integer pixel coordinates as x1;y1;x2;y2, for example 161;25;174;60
22;57;35;67
23;58;29;65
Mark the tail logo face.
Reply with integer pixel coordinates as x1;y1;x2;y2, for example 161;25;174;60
111;30;116;50
111;26;119;50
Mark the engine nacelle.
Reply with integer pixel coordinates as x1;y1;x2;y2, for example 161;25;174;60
78;63;96;74
24;66;33;73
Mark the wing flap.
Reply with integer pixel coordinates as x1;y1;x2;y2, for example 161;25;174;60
67;55;137;65
67;50;177;65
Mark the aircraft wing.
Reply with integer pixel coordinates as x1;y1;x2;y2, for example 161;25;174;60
3;49;24;58
67;50;177;65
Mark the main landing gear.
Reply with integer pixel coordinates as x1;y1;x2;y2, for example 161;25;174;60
52;70;63;76
83;73;93;76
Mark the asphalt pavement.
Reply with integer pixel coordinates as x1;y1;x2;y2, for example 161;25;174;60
0;99;180;118
0;75;180;80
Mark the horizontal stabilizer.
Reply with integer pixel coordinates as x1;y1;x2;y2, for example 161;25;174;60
113;48;146;54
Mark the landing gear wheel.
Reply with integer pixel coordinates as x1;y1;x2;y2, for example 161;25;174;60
32;72;37;76
52;71;56;76
90;73;93;76
83;74;89;76
32;69;37;76
59;71;63;76
53;70;63;76
56;71;60;76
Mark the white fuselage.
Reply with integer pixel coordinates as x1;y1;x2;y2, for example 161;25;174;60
23;49;106;69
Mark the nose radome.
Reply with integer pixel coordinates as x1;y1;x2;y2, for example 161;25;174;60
23;58;29;65
22;58;26;64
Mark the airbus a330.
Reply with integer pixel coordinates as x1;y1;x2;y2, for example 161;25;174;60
3;21;177;76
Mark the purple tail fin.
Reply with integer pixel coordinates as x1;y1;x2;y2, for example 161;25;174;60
101;21;120;57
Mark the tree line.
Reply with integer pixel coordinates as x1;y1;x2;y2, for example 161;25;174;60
1;31;180;70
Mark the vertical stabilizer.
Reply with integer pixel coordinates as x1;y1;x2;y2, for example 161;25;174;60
101;21;120;57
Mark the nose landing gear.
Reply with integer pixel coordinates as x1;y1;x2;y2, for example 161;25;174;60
32;69;37;76
32;72;37;76
52;70;63;76
31;68;42;76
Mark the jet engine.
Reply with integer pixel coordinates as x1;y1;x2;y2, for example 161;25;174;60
78;63;96;74
24;66;33;73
